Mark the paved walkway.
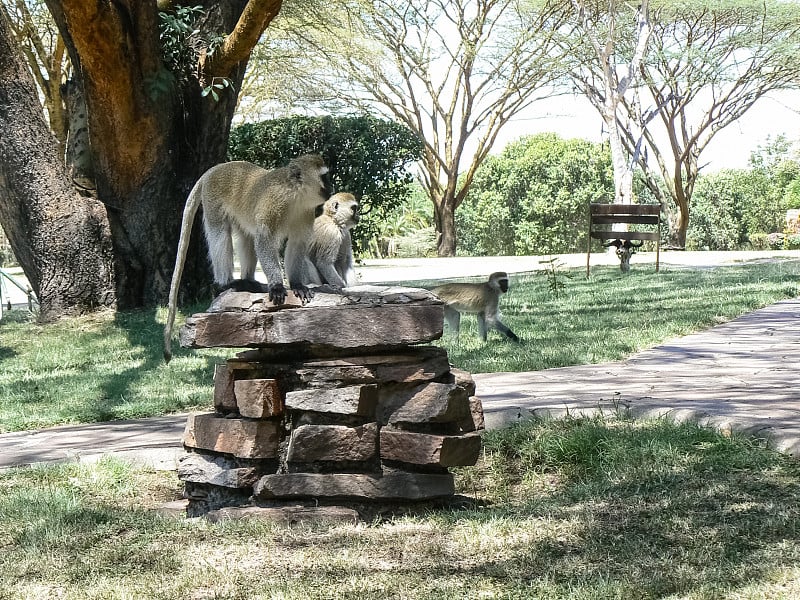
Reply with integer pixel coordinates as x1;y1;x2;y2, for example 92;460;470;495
475;297;800;457
2;252;799;470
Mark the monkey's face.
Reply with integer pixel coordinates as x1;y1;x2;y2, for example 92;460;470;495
325;193;359;228
489;272;510;293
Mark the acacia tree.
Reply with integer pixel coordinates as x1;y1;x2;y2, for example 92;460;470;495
0;1;282;319
257;0;569;256
1;0;68;152
567;0;653;204
625;0;800;247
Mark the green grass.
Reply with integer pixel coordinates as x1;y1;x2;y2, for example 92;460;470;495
2;414;799;599
432;260;800;374
1;260;798;432
0;305;228;432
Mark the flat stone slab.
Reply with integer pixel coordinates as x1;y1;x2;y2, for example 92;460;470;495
180;286;444;349
253;471;455;500
183;413;281;459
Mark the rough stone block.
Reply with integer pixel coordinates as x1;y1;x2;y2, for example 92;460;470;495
177;452;262;488
213;363;236;412
380;429;482;466
234;378;284;418
181;304;443;349
295;348;451;387
284;384;378;416
286;423;377;463
450;367;477;396
383;382;471;426
183;413;281;459
470;395;486;431
205;505;360;525
253;471;455;500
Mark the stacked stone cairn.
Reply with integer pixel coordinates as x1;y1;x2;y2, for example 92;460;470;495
176;285;484;519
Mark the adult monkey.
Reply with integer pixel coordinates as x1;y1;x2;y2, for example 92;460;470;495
432;271;520;342
308;192;359;287
163;154;331;362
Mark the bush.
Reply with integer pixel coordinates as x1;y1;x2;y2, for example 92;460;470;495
784;233;800;250
458;133;615;256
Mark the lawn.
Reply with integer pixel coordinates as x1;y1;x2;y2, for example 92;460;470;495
1;414;799;599
1;258;799;598
1;260;799;432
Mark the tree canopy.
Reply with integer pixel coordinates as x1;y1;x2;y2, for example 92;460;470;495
252;0;570;256
458;133;615;256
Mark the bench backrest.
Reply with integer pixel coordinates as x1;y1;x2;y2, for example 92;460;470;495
586;203;661;275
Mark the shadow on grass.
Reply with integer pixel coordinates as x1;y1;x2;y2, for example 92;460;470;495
436;417;800;597
1;418;798;597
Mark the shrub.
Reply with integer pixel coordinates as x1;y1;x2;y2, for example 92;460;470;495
458;133;615;256
784;233;800;250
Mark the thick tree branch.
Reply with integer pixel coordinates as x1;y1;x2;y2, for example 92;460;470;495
202;0;282;80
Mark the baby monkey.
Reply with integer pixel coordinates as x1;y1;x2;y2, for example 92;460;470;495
432;271;519;342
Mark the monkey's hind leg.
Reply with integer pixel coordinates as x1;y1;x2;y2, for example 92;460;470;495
284;237;314;304
234;228;257;280
203;216;234;286
254;232;290;305
443;305;462;338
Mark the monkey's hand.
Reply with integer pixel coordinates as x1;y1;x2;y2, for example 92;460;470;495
292;284;314;305
267;282;288;305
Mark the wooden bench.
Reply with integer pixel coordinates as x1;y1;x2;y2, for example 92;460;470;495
586;203;661;276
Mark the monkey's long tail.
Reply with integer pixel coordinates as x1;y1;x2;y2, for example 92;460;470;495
164;184;202;363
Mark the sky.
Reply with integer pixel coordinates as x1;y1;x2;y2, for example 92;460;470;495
491;90;800;172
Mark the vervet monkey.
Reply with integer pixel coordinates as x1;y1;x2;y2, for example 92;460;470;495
432;271;520;342
163;154;330;362
308;192;359;287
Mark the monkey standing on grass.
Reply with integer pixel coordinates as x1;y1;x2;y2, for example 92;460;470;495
432;271;520;342
308;192;359;287
163;154;331;362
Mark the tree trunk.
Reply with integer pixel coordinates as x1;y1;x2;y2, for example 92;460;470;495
0;8;115;320
673;179;690;248
2;1;278;316
435;197;457;257
50;2;256;312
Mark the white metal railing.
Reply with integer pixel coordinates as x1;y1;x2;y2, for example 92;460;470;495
0;268;38;319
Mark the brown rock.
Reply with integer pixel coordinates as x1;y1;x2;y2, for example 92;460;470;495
213;363;236;412
380;429;482;466
182;413;281;459
295;347;451;387
286;423;377;463
383;382;471;426
234;378;284;418
455;395;485;433
156;499;189;518
284;385;378;416
253;471;455;500
180;304;443;349
450;367;477;396
177;452;262;488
